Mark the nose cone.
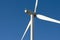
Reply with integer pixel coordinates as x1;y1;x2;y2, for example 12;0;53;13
34;13;36;17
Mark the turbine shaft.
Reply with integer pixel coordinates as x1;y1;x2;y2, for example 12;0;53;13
36;14;60;24
21;20;31;40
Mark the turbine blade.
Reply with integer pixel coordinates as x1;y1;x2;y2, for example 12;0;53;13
34;0;38;13
21;20;31;40
36;14;60;24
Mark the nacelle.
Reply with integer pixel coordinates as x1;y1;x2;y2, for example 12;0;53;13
24;9;36;17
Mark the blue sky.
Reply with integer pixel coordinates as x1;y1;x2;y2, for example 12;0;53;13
0;0;60;40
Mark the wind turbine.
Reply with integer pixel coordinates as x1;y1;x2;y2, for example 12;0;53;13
21;0;60;40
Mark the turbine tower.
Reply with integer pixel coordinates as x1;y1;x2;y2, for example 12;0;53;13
21;0;60;40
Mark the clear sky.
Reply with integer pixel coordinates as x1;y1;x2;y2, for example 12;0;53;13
0;0;60;40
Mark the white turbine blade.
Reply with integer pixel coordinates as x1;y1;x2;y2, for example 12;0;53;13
34;0;38;13
36;14;60;24
21;20;31;40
